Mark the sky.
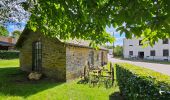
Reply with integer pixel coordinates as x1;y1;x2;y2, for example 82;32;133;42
106;26;125;46
6;23;125;46
6;22;25;36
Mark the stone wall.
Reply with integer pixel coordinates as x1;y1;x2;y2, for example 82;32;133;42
20;32;66;81
42;37;66;81
66;45;108;80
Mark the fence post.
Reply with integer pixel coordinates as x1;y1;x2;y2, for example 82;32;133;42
110;62;114;85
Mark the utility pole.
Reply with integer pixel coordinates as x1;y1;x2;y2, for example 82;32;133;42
112;32;114;58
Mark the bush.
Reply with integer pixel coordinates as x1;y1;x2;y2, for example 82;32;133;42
113;46;123;57
0;50;19;59
115;63;170;99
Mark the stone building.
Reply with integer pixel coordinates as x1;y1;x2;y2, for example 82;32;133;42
16;29;108;81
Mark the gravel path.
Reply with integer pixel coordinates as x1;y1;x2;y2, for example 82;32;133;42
108;55;170;76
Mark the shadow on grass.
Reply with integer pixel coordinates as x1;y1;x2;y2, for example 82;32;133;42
77;79;88;84
0;67;63;98
109;92;124;100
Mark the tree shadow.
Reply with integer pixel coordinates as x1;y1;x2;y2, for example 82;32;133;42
0;67;64;98
77;79;88;84
109;92;124;100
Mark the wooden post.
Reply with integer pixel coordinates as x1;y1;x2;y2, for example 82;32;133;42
110;62;114;85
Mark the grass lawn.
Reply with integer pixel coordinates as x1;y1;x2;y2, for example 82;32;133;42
122;58;170;65
0;59;120;100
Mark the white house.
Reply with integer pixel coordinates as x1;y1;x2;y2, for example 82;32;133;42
123;38;170;61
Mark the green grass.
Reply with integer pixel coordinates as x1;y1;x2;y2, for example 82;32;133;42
0;59;19;67
123;58;170;65
0;59;120;100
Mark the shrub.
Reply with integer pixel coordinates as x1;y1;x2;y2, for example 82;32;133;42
113;46;123;57
0;50;19;59
115;63;170;99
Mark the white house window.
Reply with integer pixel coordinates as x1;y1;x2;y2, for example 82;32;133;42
163;39;169;44
150;50;155;56
163;49;169;56
139;40;143;45
129;51;133;56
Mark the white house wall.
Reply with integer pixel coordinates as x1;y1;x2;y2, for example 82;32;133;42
123;38;170;61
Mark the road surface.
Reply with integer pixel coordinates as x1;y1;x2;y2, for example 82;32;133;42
108;56;170;76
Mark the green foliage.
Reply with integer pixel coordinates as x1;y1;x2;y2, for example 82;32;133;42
113;46;123;57
11;30;21;38
115;63;170;99
0;51;19;59
1;0;170;45
104;45;113;49
0;26;9;36
27;0;170;45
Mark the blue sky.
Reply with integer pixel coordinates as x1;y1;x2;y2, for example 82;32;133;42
5;22;25;36
106;26;125;46
6;23;125;46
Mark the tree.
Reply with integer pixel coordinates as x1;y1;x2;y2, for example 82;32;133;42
104;45;113;49
0;0;170;45
0;26;9;36
12;30;21;38
113;46;123;57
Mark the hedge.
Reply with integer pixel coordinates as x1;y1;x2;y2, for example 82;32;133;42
115;63;170;99
0;50;19;59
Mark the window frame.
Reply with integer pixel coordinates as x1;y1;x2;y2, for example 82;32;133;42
163;39;169;44
129;51;133;56
163;49;169;57
139;40;143;46
150;50;155;56
32;41;42;72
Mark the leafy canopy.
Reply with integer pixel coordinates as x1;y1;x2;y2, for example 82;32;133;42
11;30;22;38
1;0;170;45
0;26;9;37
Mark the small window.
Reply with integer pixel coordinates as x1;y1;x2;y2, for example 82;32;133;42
129;51;133;56
139;40;143;45
163;49;169;56
129;45;133;46
150;50;155;56
97;53;99;61
163;39;169;44
89;51;94;65
32;41;42;71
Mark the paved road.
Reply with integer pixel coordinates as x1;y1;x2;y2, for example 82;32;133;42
108;56;170;76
